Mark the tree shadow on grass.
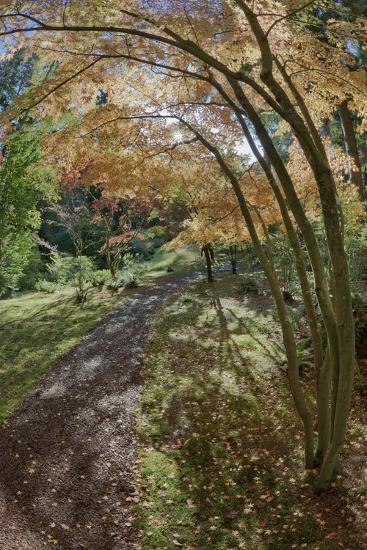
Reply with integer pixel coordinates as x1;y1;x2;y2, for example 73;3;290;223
0;276;195;549
0;285;137;422
0;294;73;330
140;281;364;550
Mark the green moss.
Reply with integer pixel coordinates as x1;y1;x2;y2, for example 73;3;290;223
136;273;323;549
136;450;193;549
146;246;201;280
0;287;124;422
356;483;367;496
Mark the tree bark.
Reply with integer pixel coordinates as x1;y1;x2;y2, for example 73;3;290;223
229;244;237;274
339;100;364;200
202;244;214;283
234;5;355;488
222;5;354;485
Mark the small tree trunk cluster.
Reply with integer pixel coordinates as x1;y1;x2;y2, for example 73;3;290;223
188;8;355;484
229;244;237;274
201;244;214;283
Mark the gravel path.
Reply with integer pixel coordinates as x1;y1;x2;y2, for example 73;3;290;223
0;275;194;550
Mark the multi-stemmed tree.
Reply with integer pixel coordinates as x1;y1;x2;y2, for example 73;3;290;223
0;0;366;489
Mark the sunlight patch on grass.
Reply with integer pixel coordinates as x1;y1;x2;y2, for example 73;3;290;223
0;287;124;422
136;450;193;549
146;246;201;280
136;273;321;549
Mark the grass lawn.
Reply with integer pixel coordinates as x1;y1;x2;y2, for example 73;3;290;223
145;246;201;280
0;287;124;422
0;246;201;425
136;273;367;550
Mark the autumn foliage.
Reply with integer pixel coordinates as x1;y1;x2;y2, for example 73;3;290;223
0;0;366;490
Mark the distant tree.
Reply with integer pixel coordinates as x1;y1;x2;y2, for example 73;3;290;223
91;196;149;278
0;49;35;111
0;125;56;295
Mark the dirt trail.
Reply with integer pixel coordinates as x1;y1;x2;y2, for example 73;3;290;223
0;275;193;550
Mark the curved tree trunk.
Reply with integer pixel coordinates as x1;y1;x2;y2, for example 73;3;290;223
232;3;355;488
339;100;364;200
193;133;316;468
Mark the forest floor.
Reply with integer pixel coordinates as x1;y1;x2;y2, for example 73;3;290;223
0;287;125;423
136;274;367;550
0;273;195;550
1;268;367;549
0;246;201;423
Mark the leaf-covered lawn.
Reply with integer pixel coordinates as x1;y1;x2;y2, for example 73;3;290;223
0;287;124;422
136;274;367;550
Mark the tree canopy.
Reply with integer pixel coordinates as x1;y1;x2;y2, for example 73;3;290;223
1;0;367;490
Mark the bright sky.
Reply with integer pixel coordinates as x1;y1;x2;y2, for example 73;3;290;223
236;137;257;162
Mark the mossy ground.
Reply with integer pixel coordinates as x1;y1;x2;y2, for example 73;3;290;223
0;246;202;425
0;286;124;422
136;273;367;550
145;246;201;280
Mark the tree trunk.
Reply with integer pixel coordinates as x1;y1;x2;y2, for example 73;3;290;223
210;72;341;475
229;245;237;274
109;254;116;279
339;100;364;200
220;82;352;489
202;244;214;283
244;20;356;488
253;153;329;460
234;186;316;469
195;136;316;468
178;8;354;485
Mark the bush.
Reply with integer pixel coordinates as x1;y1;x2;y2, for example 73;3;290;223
123;275;139;288
90;269;111;289
105;271;141;293
238;275;259;294
47;252;73;284
106;277;123;293
118;254;147;288
0;232;36;297
18;247;44;291
73;257;96;304
47;252;95;286
179;291;195;305
103;256;147;294
35;280;58;293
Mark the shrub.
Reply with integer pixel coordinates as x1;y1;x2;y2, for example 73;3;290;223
47;252;95;285
73;257;96;304
123;275;139;289
18;247;44;291
119;255;147;288
0;232;36;297
238;275;259;294
104;257;147;294
35;280;58;293
47;252;73;284
179;291;195;305
106;278;123;294
90;269;111;289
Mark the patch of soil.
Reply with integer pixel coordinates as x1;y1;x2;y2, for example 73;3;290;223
0;274;194;550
